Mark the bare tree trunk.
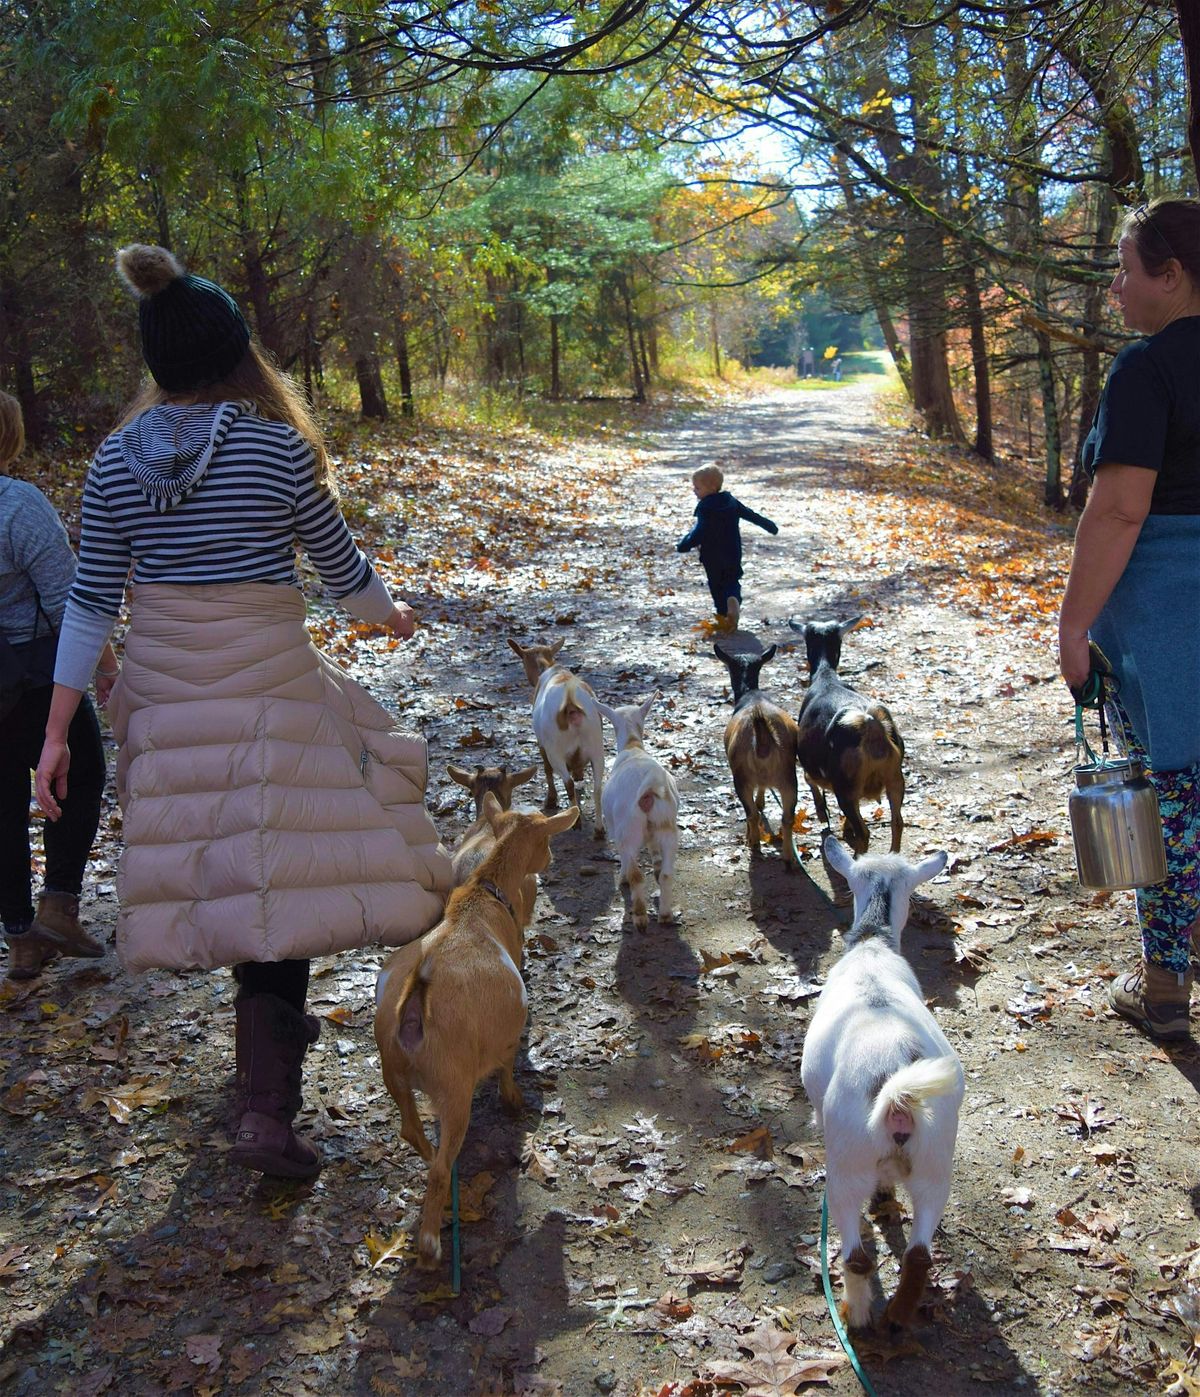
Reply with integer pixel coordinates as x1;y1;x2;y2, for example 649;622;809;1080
355;355;388;419
620;274;646;402
962;256;994;462
394;315;414;418
1176;0;1200;179
709;302;722;380
0;278;40;443
549;315;562;400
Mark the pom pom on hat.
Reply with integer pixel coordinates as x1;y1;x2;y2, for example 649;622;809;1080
116;244;185;297
114;242;251;391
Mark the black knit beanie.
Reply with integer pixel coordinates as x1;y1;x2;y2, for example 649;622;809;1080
116;244;251;391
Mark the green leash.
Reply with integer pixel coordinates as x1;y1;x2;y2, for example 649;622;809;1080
451;1160;461;1295
821;1191;879;1396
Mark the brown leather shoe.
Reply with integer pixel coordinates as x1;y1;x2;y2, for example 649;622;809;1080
5;930;55;981
1109;960;1191;1039
31;893;104;959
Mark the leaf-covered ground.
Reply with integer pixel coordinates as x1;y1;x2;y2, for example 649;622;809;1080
5;379;1200;1397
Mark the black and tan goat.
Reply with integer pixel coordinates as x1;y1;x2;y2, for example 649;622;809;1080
791;616;905;855
714;642;800;869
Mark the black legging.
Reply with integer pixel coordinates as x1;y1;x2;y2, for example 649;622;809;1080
0;683;105;927
235;959;310;1012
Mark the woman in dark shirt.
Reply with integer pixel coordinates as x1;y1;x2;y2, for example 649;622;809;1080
1059;198;1200;1038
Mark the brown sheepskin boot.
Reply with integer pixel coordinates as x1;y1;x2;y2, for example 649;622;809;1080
1108;960;1192;1040
5;929;56;981
30;893;104;959
229;994;322;1180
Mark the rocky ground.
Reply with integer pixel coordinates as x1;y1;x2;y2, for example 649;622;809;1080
4;374;1200;1397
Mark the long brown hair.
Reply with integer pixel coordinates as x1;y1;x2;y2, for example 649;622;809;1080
1123;197;1200;284
0;390;25;472
116;343;335;493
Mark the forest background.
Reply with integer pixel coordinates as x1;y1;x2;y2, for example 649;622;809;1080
3;0;1199;502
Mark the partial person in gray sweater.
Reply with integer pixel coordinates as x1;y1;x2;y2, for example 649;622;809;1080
0;390;116;979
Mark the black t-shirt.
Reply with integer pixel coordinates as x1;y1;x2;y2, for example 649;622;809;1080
1083;316;1200;514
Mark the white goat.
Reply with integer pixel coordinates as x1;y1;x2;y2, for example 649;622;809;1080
597;692;679;930
800;836;961;1331
507;637;605;839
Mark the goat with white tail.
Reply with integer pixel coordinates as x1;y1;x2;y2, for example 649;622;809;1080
597;692;679;930
801;836;962;1331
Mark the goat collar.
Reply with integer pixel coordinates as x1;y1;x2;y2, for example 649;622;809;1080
478;878;517;923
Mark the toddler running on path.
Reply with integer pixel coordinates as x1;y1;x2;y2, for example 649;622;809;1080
676;465;778;627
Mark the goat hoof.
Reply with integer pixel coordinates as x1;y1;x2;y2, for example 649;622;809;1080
417;1233;442;1268
633;917;649;933
592;826;606;841
500;1088;525;1114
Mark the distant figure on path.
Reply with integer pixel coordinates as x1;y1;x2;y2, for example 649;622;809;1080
832;356;843;382
35;244;452;1179
676;464;778;629
801;346;816;378
1058;197;1200;1040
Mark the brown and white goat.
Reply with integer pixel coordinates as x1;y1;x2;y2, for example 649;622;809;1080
507;636;605;838
447;761;539;820
447;762;539;886
714;642;800;869
374;804;579;1267
792;617;905;855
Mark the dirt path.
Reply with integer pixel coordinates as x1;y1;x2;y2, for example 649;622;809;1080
4;381;1198;1397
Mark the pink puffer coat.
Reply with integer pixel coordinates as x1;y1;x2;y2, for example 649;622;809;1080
106;582;452;973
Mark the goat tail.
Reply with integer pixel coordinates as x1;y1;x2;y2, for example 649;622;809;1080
867;1055;961;1135
393;958;434;1055
752;710;775;759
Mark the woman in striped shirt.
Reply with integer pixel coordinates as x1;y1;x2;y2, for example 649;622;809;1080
35;245;451;1180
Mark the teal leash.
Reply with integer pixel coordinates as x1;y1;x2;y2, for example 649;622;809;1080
450;1160;462;1295
821;1191;879;1397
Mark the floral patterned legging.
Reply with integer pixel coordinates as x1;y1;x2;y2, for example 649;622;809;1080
1108;699;1200;973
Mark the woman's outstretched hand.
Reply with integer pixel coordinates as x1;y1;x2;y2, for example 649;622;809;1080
386;602;417;640
35;738;71;821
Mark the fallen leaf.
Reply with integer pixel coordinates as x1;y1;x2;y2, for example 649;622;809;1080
705;1322;845;1394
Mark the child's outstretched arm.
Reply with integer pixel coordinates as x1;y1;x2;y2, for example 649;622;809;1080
737;501;779;535
676;517;703;551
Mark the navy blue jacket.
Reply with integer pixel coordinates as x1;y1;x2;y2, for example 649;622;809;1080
676;491;778;575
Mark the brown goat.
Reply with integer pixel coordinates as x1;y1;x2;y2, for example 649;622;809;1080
447;762;539;820
714;642;801;869
792;617;905;855
374;804;579;1268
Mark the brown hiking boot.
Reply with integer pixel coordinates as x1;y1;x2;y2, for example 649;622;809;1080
1108;960;1192;1039
5;930;56;981
31;893;104;959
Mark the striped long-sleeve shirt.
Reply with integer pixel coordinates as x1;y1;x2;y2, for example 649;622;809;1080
55;402;394;688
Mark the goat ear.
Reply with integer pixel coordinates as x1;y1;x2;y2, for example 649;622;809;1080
549;637;566;657
909;850;948;887
823;835;855;877
596;701;618;726
638;691;657;720
787;616;805;633
506;637;526;657
511;764;538;788
713;642;730;662
481;791;505;828
545;805;580;836
447;764;472;789
840;616;865;636
760;643;777;664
